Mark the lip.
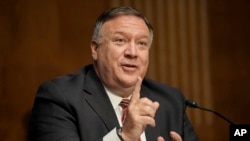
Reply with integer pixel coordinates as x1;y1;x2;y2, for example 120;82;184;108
121;63;138;71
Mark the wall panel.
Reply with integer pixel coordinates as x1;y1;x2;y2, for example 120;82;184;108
1;1;250;141
0;1;107;140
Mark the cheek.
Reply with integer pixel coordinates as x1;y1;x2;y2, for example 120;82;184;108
140;52;149;65
107;47;124;62
98;47;121;66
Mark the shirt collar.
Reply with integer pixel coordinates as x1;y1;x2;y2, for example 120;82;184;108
103;85;131;110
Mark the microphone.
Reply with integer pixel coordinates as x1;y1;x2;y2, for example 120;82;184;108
185;99;235;125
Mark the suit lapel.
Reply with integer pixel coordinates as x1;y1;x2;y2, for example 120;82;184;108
82;66;120;131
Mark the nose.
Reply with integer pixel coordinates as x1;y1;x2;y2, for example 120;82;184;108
124;42;137;59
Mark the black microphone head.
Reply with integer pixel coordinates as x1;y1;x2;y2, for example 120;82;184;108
185;100;198;108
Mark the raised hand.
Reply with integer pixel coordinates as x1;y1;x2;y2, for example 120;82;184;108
121;76;160;141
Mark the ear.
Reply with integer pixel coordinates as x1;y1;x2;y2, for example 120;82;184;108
91;41;99;60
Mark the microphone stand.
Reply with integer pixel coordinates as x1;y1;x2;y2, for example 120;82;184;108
185;100;235;125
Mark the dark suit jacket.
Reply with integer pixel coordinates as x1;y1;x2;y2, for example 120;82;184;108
29;64;199;141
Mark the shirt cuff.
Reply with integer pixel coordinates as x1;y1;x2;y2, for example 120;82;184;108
103;127;121;141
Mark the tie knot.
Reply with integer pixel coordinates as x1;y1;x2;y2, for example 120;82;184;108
119;98;130;109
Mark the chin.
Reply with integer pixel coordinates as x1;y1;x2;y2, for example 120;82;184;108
120;76;138;86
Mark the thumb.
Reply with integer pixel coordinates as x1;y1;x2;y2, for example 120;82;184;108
157;136;165;141
170;131;182;141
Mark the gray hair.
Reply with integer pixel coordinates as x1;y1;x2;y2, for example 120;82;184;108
92;6;154;45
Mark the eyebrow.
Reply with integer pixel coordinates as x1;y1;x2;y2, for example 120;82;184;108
113;31;127;36
113;31;149;40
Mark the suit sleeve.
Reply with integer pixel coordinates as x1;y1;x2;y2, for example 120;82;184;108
28;81;82;141
183;111;200;141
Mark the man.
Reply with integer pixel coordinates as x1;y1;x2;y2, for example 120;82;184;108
29;6;199;141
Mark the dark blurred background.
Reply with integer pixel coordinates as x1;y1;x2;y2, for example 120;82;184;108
1;0;249;141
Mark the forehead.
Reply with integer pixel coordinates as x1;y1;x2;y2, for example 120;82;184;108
102;15;150;35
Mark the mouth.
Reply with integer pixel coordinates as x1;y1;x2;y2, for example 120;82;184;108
121;64;138;71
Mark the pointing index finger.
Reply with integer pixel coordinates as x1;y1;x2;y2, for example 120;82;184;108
131;76;142;103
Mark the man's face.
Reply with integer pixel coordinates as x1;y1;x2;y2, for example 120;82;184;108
91;15;151;95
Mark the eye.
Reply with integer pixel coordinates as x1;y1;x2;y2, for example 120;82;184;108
115;38;124;43
139;41;147;46
113;37;127;46
137;40;149;48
